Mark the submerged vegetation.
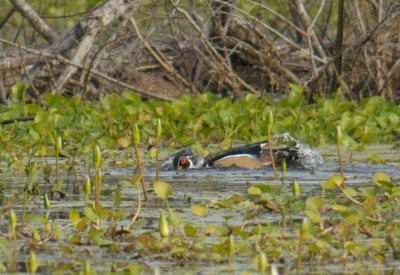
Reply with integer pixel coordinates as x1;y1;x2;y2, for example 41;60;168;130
0;82;399;273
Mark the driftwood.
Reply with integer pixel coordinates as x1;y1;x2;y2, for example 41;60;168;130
0;0;399;102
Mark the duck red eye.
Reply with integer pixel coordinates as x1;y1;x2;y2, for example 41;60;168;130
180;158;187;165
178;157;191;169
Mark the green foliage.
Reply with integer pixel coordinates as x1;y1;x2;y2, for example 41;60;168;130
11;82;26;103
153;181;173;201
0;86;398;161
191;204;208;217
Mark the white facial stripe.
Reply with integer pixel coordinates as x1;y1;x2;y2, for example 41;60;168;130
187;156;204;169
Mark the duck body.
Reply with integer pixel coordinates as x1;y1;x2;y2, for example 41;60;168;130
203;141;298;169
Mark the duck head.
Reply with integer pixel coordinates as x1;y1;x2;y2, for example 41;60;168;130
160;148;204;170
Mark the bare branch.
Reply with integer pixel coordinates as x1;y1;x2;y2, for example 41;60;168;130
293;0;328;61
52;0;139;93
10;0;58;43
0;38;174;101
0;8;15;30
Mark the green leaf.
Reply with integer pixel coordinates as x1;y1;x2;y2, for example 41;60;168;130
92;235;112;246
345;188;358;197
112;210;129;219
339;116;355;132
192;204;208;217
170;247;185;256
288;82;304;94
219;109;232;124
168;210;182;227
247;186;262;195
69;209;81;226
83;207;98;222
304;209;321;223
184;225;197;237
306;197;324;211
344;214;360;226
98;136;117;149
372;172;391;186
331;204;348;213
97;207;109;220
12;82;26;102
322;174;344;189
153;181;173;200
26;214;47;225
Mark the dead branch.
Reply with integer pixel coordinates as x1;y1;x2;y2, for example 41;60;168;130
0;39;175;101
129;17;192;93
52;0;139;93
10;0;58;43
175;4;258;95
0;0;398;101
293;0;328;61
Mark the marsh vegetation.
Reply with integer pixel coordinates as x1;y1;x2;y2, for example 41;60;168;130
0;84;399;273
0;0;399;273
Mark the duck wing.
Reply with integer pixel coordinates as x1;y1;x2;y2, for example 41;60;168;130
204;140;300;169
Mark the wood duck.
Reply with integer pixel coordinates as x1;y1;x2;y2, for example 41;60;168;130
161;133;303;170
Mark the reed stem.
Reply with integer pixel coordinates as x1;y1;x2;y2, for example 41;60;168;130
267;110;278;179
336;126;346;188
133;124;148;201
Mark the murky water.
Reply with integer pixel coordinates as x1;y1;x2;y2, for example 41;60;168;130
0;145;399;273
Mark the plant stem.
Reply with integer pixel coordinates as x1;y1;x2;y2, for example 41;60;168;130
156;119;162;181
134;143;148;201
156;136;160;181
128;183;142;229
337;139;345;188
21;192;27;228
268;128;279;179
336;126;346;188
55;151;59;188
340;187;365;208
95;168;100;213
